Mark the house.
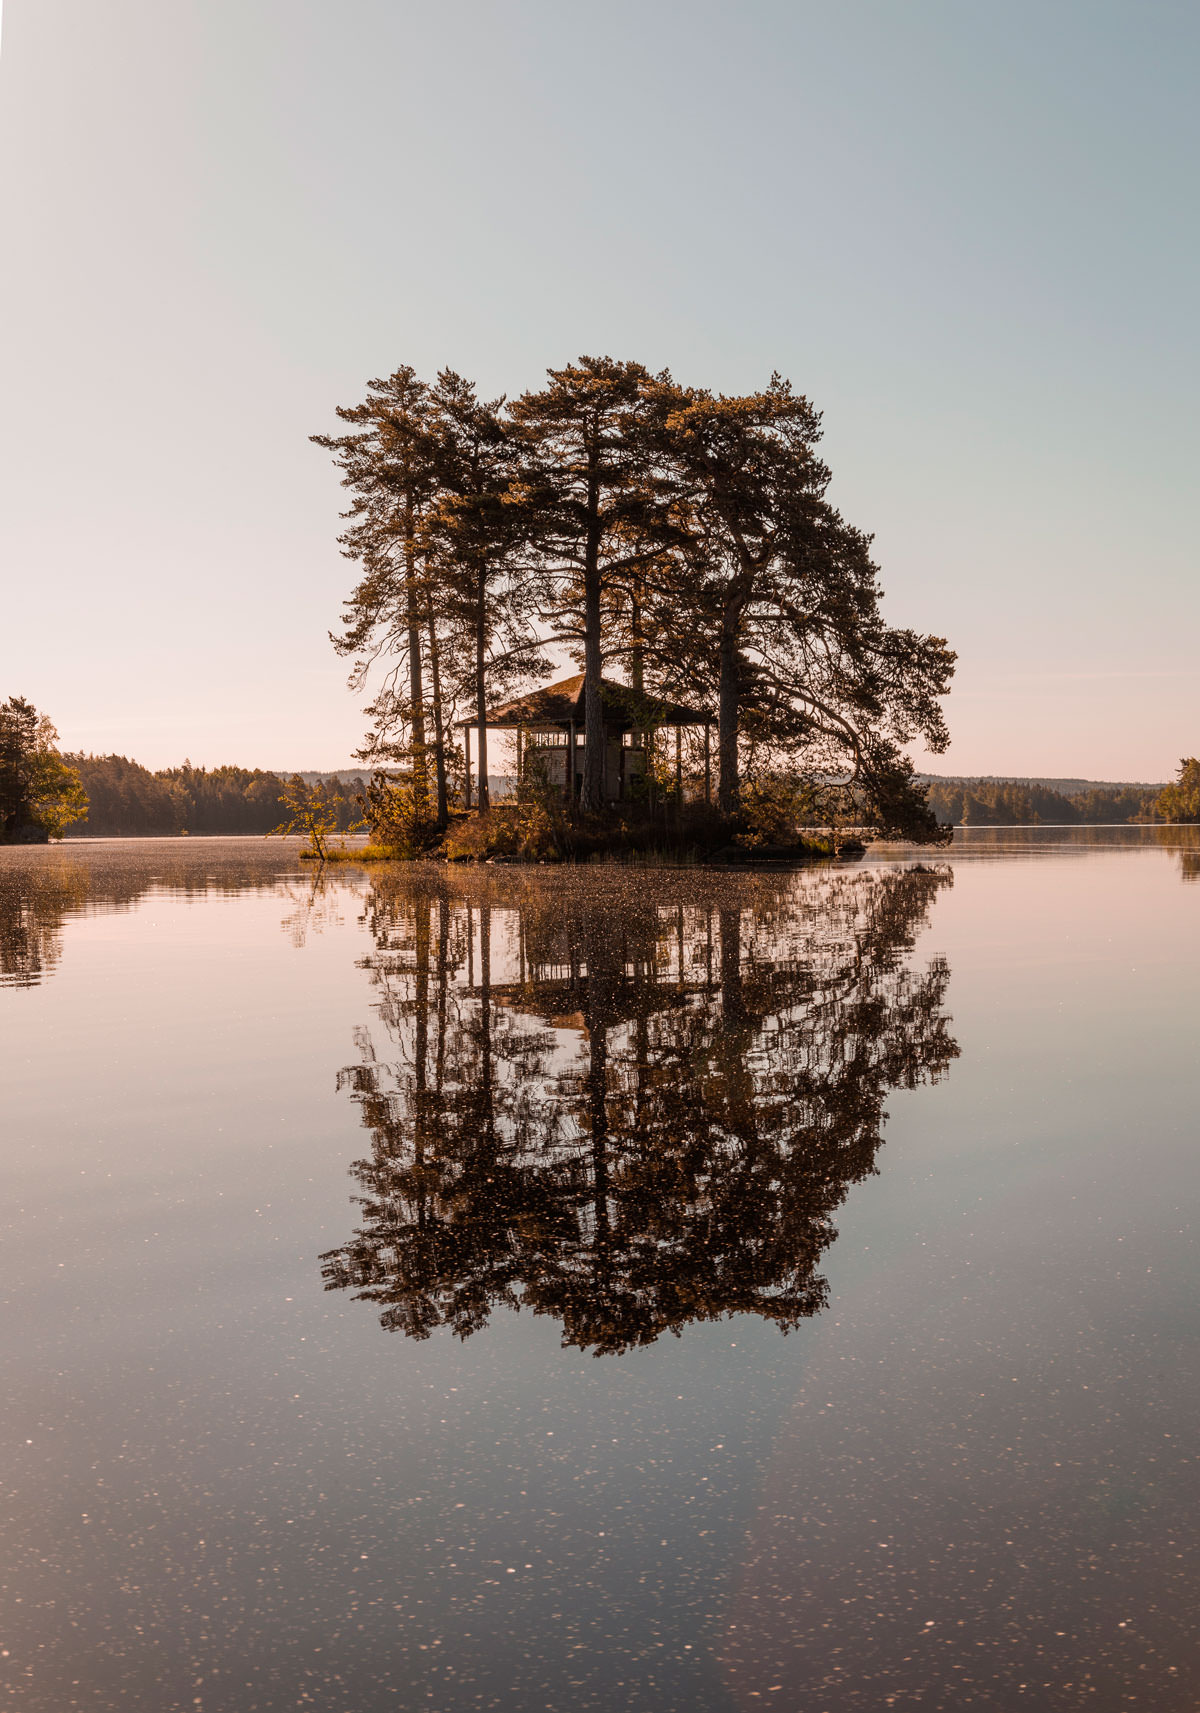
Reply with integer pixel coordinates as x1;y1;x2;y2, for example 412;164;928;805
458;673;714;808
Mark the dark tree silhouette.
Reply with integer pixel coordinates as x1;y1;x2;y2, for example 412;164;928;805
322;866;957;1355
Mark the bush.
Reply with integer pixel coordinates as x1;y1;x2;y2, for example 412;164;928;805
734;775;810;849
360;775;440;856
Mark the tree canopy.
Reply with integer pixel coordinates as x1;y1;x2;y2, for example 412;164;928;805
315;357;956;843
1153;758;1200;824
0;698;88;843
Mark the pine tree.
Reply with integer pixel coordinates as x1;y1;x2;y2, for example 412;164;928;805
313;368;441;820
423;371;547;813
508;358;668;813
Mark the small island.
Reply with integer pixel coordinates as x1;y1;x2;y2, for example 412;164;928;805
306;355;957;862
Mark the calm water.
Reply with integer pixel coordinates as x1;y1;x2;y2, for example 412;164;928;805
2;829;1198;1711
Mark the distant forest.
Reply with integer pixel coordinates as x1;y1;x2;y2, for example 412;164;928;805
62;755;363;837
57;755;1166;836
922;778;1160;826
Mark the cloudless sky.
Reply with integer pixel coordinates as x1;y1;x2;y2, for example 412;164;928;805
1;0;1195;776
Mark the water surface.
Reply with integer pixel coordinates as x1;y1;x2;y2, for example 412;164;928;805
2;830;1198;1710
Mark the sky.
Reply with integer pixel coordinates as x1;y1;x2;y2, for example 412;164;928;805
0;0;1195;778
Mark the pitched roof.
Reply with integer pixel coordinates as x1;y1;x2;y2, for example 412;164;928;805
458;674;713;729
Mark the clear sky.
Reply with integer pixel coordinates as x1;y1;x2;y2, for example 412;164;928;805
1;0;1195;777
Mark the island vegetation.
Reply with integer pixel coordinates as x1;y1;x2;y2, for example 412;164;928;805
313;356;958;859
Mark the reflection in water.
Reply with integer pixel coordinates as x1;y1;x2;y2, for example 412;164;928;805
1154;824;1200;881
0;844;317;985
322;866;958;1354
0;861;92;987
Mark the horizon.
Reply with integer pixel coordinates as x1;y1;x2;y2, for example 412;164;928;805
2;2;1197;775
53;745;1172;795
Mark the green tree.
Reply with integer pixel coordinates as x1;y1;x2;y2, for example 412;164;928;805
0;698;89;842
270;774;350;860
1154;758;1200;823
508;357;668;813
314;368;441;822
315;356;956;841
642;375;954;834
423;370;547;813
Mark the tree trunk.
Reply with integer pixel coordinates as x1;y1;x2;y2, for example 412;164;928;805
584;910;611;1250
425;603;448;828
630;587;645;695
719;905;746;1027
403;504;428;817
479;902;494;1149
435;891;448;1091
413;897;429;1160
581;468;604;814
717;611;742;816
582;570;604;812
475;584;490;814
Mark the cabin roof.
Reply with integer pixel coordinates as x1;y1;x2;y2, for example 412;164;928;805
459;673;713;730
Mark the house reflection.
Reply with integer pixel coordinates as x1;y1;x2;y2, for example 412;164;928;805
322;866;958;1355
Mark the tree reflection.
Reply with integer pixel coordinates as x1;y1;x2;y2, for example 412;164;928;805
323;866;958;1355
0;847;324;986
0;861;91;987
1153;825;1200;882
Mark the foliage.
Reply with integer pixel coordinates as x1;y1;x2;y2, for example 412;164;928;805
509;750;569;857
0;698;89;842
60;755;363;837
358;773;441;858
923;777;1158;826
507;357;668;813
1153;758;1200;824
315;355;956;845
315;368;548;825
734;774;813;849
636;374;953;816
270;774;360;860
441;812;498;863
441;763;567;862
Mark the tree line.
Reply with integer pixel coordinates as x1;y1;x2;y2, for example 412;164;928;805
314;356;956;842
922;764;1200;825
924;778;1159;826
61;754;362;837
2;704;370;843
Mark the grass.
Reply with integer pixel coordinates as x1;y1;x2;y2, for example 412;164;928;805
298;829;843;866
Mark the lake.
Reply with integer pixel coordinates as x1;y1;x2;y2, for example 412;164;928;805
2;828;1198;1711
